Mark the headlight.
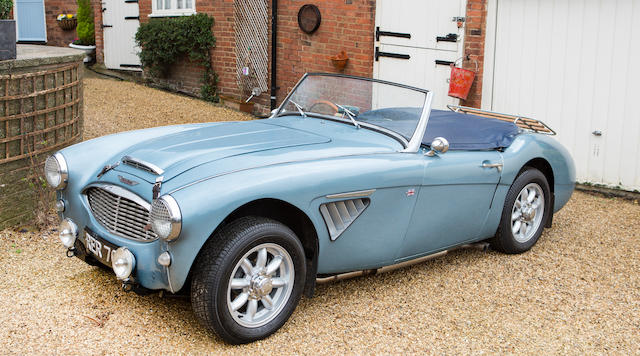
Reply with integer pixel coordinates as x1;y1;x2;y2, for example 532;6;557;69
59;218;78;248
44;152;68;189
150;195;182;241
112;247;136;280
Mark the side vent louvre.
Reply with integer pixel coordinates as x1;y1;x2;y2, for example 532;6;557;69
320;198;370;241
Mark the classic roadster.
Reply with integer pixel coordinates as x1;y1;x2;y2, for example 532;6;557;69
45;73;574;344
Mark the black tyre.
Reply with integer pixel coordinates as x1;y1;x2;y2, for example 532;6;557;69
491;168;551;254
191;216;306;344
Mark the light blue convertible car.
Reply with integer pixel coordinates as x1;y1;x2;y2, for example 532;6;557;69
45;73;574;343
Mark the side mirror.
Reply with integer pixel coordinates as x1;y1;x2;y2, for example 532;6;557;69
269;108;278;118
425;137;449;156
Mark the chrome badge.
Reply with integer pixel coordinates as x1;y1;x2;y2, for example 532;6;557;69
118;175;139;186
406;188;416;197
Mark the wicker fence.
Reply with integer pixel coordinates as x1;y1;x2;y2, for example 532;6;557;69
0;52;83;228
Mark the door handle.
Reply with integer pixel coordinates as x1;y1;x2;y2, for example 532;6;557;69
481;162;503;172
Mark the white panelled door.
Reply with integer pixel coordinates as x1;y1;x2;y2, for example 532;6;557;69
373;0;467;110
102;0;142;71
483;0;640;191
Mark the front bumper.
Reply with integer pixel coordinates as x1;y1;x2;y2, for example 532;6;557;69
58;189;174;292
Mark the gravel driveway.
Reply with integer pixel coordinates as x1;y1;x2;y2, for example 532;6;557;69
1;77;639;354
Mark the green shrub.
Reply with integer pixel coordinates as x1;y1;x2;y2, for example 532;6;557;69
75;0;95;45
0;0;12;20
135;13;217;101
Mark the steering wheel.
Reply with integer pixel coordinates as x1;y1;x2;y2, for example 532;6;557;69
308;100;339;115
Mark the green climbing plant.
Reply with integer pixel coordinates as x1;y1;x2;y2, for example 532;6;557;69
0;0;12;20
135;13;218;102
75;0;95;45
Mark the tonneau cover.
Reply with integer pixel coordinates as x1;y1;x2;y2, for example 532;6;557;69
358;108;520;150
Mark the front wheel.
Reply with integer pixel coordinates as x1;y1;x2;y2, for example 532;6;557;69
491;168;551;254
191;217;306;344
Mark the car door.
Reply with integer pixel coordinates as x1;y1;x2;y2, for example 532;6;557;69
397;150;503;260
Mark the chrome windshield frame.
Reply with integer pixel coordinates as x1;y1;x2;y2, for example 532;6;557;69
274;73;433;153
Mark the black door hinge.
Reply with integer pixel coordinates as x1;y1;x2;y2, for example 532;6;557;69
375;27;411;42
375;47;410;61
436;33;458;42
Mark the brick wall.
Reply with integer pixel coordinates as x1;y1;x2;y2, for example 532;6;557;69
91;1;486;110
91;0;103;63
44;0;78;47
460;0;487;108
275;0;376;103
92;0;376;113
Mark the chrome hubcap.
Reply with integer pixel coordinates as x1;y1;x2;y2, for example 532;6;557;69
227;243;294;328
249;275;273;299
510;183;545;243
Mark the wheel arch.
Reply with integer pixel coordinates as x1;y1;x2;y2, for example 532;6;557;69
211;198;319;297
520;157;554;193
518;157;555;227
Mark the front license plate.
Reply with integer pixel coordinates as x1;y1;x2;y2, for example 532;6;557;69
84;230;119;267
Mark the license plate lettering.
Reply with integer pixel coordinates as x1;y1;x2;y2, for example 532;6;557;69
84;231;118;266
86;233;103;258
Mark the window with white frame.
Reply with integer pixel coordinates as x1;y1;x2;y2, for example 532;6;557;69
152;0;195;16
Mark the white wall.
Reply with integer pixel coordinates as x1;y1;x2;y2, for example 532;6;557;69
482;0;640;191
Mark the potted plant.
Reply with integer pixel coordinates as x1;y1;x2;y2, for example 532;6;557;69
68;0;95;63
0;0;16;61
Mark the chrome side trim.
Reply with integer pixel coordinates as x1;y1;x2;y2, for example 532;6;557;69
316;242;490;284
325;189;376;199
122;155;165;175
401;91;434;153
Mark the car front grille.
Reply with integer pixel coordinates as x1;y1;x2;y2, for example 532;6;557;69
86;187;158;241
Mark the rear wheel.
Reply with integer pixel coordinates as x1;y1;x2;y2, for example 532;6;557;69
491;168;551;254
191;217;306;344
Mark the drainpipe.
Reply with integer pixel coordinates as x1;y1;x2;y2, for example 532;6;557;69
270;0;278;110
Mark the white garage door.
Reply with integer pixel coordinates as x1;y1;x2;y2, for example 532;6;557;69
482;0;640;191
373;0;467;110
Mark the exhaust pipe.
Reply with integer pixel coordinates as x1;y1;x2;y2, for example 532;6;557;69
316;242;489;284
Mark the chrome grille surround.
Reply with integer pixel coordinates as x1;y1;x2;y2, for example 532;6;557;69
86;185;158;242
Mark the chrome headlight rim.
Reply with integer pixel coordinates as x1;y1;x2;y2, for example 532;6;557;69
150;195;182;242
44;152;68;190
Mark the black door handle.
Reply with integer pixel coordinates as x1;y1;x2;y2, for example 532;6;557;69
436;33;458;42
375;47;410;61
101;24;113;28
375;27;411;41
124;16;139;20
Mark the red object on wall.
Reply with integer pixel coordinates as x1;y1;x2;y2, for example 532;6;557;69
448;64;475;100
